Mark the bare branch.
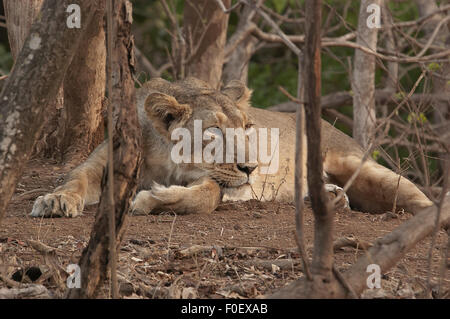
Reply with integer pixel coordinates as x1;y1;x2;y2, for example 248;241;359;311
213;0;243;13
242;0;301;56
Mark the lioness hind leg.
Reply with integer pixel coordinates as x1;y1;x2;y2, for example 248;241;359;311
30;141;107;218
325;153;433;214
131;177;221;215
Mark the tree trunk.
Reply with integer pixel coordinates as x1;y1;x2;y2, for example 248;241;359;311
352;0;380;148
222;1;260;84
66;0;141;299
415;0;450;181
4;0;65;158
183;0;230;88
303;0;337;297
3;0;43;62
0;0;98;224
61;4;107;162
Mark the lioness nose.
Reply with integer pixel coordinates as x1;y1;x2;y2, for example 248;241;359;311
237;163;257;175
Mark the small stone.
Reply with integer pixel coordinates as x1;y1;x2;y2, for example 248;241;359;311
252;212;262;219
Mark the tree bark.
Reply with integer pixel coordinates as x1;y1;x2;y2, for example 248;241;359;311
222;1;261;84
415;0;450;180
183;0;231;88
352;0;380;148
304;0;337;297
61;4;107;162
0;0;97;225
3;0;43;62
66;0;141;299
4;0;65;158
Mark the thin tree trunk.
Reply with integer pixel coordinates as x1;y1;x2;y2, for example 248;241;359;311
352;0;380;148
0;0;97;224
222;1;261;84
4;0;65;157
270;196;448;298
66;0;141;299
415;0;450;181
381;2;398;92
304;0;337;297
183;0;230;88
62;4;107;162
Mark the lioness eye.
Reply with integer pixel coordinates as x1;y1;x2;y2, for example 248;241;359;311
245;123;254;129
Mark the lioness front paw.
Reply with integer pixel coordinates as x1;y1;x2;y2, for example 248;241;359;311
303;184;350;210
30;193;84;218
325;184;350;209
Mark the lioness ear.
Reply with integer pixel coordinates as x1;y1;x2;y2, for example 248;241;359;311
144;92;192;139
222;80;253;110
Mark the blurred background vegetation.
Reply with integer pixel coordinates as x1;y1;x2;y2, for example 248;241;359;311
129;0;424;106
0;1;428;111
0;0;446;191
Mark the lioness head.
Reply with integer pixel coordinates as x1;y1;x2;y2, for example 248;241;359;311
141;77;258;188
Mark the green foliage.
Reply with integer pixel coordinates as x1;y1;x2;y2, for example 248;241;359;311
372;150;380;161
407;112;428;124
0;44;13;75
0;0;438;185
272;0;288;13
427;62;441;72
394;91;406;100
248;57;297;108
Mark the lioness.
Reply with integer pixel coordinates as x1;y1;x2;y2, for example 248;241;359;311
30;77;433;217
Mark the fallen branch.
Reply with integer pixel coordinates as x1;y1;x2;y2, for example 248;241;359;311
333;236;372;252
269;195;450;298
0;284;51;299
27;240;57;255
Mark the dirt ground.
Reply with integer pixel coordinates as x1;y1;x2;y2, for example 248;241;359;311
0;158;449;299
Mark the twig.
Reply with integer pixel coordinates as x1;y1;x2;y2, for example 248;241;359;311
213;0;243;13
166;212;177;262
251;27;450;63
333;236;372;252
427;155;450;293
241;0;301;56
261;4;305;24
294;56;312;281
27;239;57;255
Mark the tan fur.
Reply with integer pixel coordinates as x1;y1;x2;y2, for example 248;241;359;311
30;78;432;217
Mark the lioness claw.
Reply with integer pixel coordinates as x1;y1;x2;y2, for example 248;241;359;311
30;193;83;218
